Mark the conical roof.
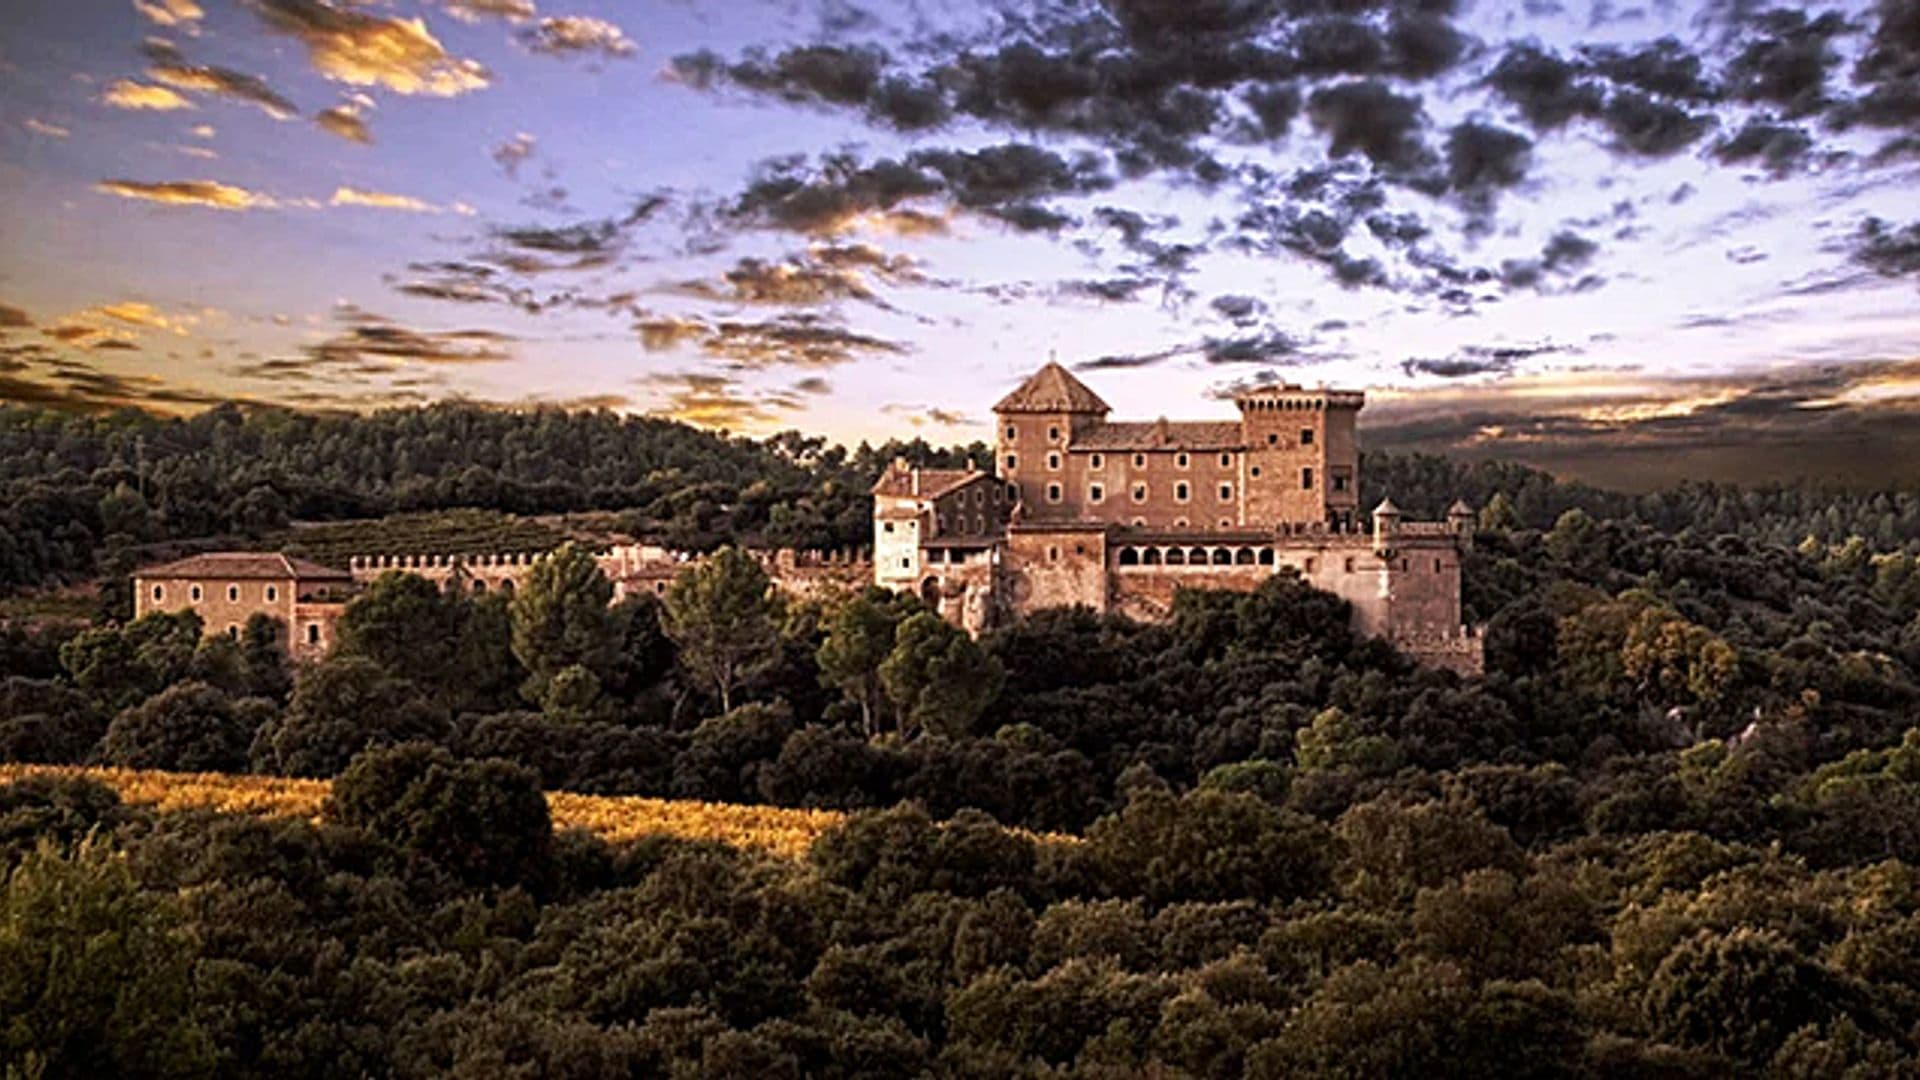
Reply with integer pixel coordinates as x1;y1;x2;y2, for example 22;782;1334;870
993;361;1111;415
1373;496;1402;517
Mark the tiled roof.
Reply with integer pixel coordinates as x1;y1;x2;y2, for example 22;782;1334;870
1072;420;1245;451
137;552;351;581
871;465;990;499
993;362;1111;414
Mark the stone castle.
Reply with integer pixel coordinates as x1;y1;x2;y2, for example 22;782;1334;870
132;361;1480;674
871;363;1483;675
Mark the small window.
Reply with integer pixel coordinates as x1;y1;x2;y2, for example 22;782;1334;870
1089;483;1105;504
1090;453;1104;470
1266;432;1279;446
901;557;911;569
884;522;895;533
1131;517;1146;527
151;585;163;601
1047;451;1062;470
1344;557;1356;572
1301;428;1315;445
1048;425;1061;441
1302;467;1315;490
1219;453;1232;468
1131;483;1148;502
190;585;202;602
1005;453;1018;470
1219;483;1233;502
265;586;277;602
227;584;239;602
1046;483;1063;503
1219;518;1233;528
1250;466;1262;478
1174;517;1189;529
1048;546;1061;562
1175;481;1190;502
1333;472;1350;493
305;623;320;645
1305;557;1317;573
1005;424;1017;440
992;487;1003;504
1176;452;1190;469
226;624;239;639
1132;453;1146;469
1434;558;1443;573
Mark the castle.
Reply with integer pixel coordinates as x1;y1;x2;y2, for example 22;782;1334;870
872;363;1483;675
132;361;1481;675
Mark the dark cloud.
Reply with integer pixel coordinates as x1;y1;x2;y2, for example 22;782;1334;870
1850;0;1920;132
635;310;905;368
1853;217;1920;278
1306;80;1435;174
1724;9;1849;117
1501;229;1599;289
491;132;536;177
282;308;516;369
1601;90;1714;155
1209;294;1265;324
1445;121;1533;200
316;104;371;143
1487;43;1607;129
1713;119;1814;174
0;304;30;329
1058;278;1154;302
1400;341;1568;378
143;40;299;119
1581;37;1717;101
1203;329;1311;364
675;44;950;131
675;247;917;308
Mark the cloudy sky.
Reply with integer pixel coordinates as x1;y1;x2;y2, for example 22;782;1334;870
0;0;1916;487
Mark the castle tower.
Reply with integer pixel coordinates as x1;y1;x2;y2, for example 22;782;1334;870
993;361;1110;519
1234;384;1364;529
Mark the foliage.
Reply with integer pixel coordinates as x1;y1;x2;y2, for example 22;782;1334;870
663;546;781;712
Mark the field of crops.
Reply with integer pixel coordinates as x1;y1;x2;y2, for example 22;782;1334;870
271;509;578;566
0;763;847;859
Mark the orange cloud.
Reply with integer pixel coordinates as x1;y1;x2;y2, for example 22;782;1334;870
96;178;274;210
329;186;439;213
133;0;204;28
25;119;70;138
102;80;195;111
250;0;490;97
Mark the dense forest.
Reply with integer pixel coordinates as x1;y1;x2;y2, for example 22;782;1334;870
5;399;1920;1075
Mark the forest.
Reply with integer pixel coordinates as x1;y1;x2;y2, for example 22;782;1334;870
5;398;1920;1076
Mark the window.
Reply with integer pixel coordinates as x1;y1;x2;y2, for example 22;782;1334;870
1047;546;1061;562
1048;425;1060;441
1176;452;1190;469
1090;453;1104;470
884;521;895;533
1434;558;1443;573
1174;481;1190;502
1219;518;1233;528
975;515;986;534
151;585;163;601
1132;453;1146;469
1250;466;1262;478
1301;467;1315;490
1218;483;1233;502
1047;451;1062;470
1344;557;1355;572
992;487;1003;504
1219;453;1232;468
972;489;983;506
1089;483;1105;503
227;584;239;602
265;586;277;602
1305;557;1317;573
226;625;239;639
1131;483;1148;502
190;585;202;602
1301;427;1315;446
1332;470;1351;493
305;623;320;645
1047;483;1063;503
1131;517;1147;527
1005;424;1017;440
901;557;911;569
937;513;948;531
1266;432;1279;446
1005;453;1018;470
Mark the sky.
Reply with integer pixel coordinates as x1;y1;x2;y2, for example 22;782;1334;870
0;0;1917;489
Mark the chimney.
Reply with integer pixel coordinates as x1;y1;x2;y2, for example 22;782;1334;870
1154;416;1169;445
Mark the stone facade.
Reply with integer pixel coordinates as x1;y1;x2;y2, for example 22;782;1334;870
876;363;1485;676
132;552;354;661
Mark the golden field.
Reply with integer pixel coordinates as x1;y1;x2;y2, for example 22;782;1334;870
0;763;846;860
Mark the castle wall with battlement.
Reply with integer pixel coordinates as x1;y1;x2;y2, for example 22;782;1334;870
348;544;872;604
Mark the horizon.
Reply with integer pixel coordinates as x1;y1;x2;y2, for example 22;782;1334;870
2;0;1918;490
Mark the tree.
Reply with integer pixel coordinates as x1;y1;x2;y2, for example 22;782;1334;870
510;543;620;707
1479;491;1521;531
0;838;215;1078
58;611;202;712
327;742;553;889
662;546;780;712
250;656;447;777
336;571;467;680
816;590;909;735
879;613;1003;738
100;682;268;773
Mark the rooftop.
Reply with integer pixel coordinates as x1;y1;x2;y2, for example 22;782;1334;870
1073;419;1245;451
870;462;992;499
136;552;352;581
994;362;1111;415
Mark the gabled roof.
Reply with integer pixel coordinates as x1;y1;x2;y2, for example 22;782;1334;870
870;463;992;500
993;361;1111;415
136;552;351;581
1072;420;1245;451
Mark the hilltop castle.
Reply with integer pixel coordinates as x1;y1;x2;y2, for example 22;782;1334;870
872;362;1483;675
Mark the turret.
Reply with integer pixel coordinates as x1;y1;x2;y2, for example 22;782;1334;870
1372;496;1402;555
1447;499;1475;549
